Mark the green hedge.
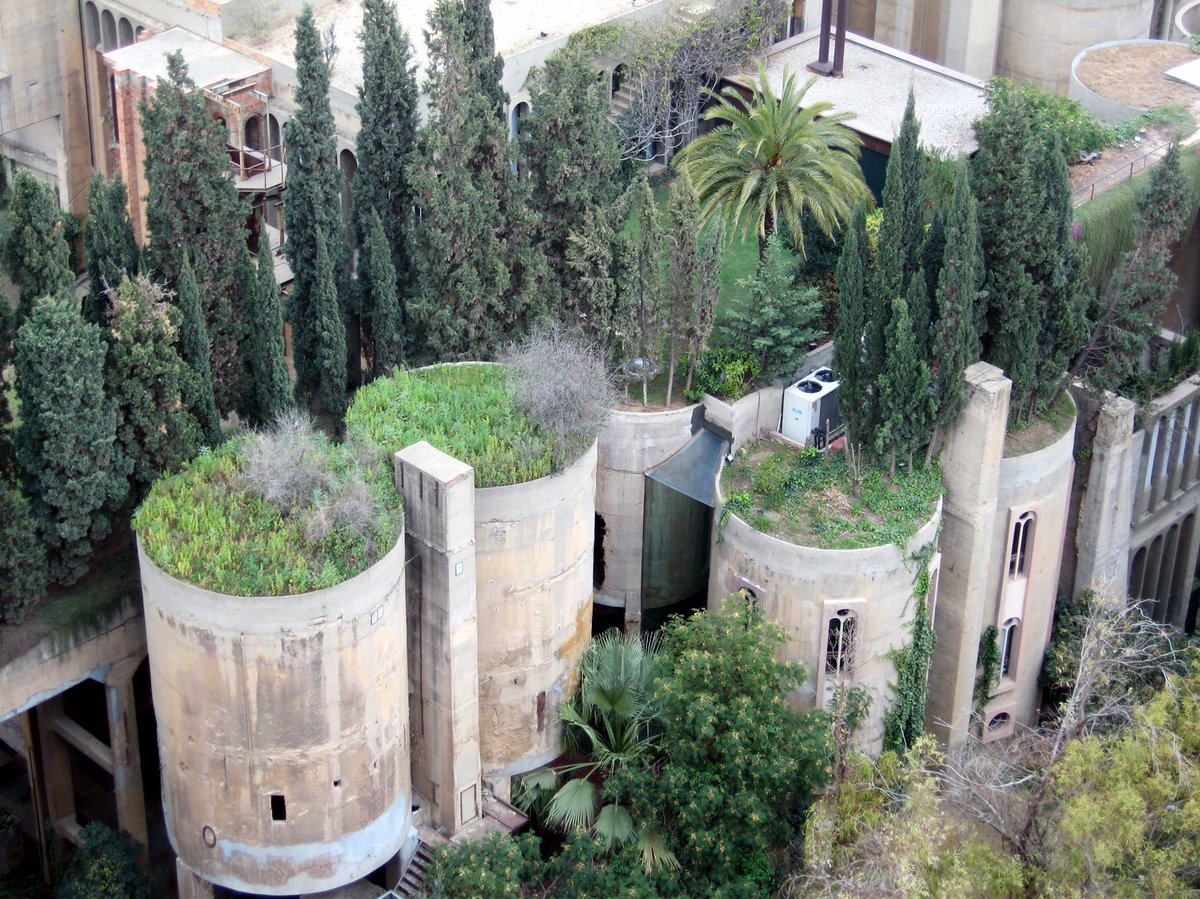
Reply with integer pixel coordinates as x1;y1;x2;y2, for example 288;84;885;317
1077;146;1200;291
346;363;576;488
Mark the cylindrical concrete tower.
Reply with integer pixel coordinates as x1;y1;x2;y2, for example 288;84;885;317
138;537;412;896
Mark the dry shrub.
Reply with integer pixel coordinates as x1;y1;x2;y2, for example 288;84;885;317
502;329;618;449
240;409;331;510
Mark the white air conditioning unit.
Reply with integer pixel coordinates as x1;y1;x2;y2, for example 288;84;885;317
781;367;841;446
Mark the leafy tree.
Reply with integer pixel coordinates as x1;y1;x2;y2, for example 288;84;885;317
730;234;824;380
354;0;419;341
872;88;925;307
876;295;931;474
679;65;868;258
0;484;48;625
104;276;202;502
610;597;831;894
361;206;402;378
408;0;543;360
311;229;347;424
833;203;871;448
927;163;983;463
15;292;126;584
521;47;622;311
4;170;73;323
55;822;155;899
284;6;347;400
423;832;541;899
663;169;707;405
141;52;248;414
176;254;222;446
83;173;138;326
240;243;291;426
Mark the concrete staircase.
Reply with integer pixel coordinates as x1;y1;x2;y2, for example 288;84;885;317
609;84;635;124
391;840;434;898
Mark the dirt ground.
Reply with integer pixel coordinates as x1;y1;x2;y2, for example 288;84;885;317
1075;43;1200;110
1067;127;1173;205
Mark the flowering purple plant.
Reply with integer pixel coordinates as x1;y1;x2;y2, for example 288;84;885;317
1071;220;1083;242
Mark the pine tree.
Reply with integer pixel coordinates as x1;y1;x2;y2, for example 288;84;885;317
521;47;621;311
834;208;869;448
83;173;138;326
141;52;248;415
311;229;347;424
284;6;347;399
361;206;402;378
872;89;925;307
664;169;705;405
104;276;202;501
15;292;126;584
354;0;419;342
176;254;222;446
4;170;73;323
734;234;825;381
876;295;931;474
250;242;290;424
928;163;983;464
409;0;543;360
461;0;507;120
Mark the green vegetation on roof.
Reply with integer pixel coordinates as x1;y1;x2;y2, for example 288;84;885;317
346;363;581;487
133;426;402;597
722;443;942;550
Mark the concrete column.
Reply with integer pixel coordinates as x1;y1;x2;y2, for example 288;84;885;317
175;858;214;899
873;0;917;53
395;442;482;836
1073;396;1137;600
105;663;148;857
942;0;1001;79
20;711;52;882
927;362;1010;747
34;696;76;839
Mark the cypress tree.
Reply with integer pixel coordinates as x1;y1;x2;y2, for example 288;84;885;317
833;214;868;447
663;168;705;405
362;207;402;378
83;173;138;326
921;205;946;307
872;89;925;307
176;254;222;446
104;276;202;502
521;47;622;311
631;175;665;405
284;6;347;399
15;292;126;584
311;229;347;424
565;204;623;358
4;170;73;323
0;484;48;625
907;266;931;361
685;226;724;396
355;0;419;342
876;295;931;474
251;244;291;424
928;163;983;464
461;0;507;120
141;52;248;414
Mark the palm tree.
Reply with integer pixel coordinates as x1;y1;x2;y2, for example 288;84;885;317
679;64;870;259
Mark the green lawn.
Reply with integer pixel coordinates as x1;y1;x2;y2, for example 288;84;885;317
39;539;140;641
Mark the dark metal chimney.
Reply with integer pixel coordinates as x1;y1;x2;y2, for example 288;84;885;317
807;0;848;78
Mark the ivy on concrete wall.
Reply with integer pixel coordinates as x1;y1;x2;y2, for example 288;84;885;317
882;542;938;753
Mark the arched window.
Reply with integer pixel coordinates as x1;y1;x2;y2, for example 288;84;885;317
987;711;1011;733
510;101;529;140
244;115;262;151
84;2;101;48
101;9;117;51
999;617;1020;678
1007;512;1035;578
825;608;858;675
611;64;628;97
267;115;283;161
135;26;146;41
213;115;229;144
118;17;134;47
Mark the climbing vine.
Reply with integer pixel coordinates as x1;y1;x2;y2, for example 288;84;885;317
974;625;1000;715
881;542;938;753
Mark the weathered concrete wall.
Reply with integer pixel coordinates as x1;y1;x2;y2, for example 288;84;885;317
594;405;699;619
138;537;412;897
702;386;785;453
1068;40;1163;124
1073;394;1137;598
474;443;596;780
986;403;1077;729
1001;0;1155;92
710;491;942;752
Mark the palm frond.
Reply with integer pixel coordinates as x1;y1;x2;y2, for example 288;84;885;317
546;777;598;832
593;803;637;851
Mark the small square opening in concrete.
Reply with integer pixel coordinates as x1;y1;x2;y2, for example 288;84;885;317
270;794;286;821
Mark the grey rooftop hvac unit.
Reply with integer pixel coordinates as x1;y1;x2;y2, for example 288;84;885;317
781;366;841;445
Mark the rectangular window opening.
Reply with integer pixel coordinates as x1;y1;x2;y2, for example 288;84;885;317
270;794;287;821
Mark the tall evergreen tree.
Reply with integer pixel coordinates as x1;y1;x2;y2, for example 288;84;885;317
833;210;869;447
663;169;706;405
565;205;624;359
354;0;419;342
972;84;1043;418
4;170;73;323
176;254;222;446
629;176;665;405
15;292;126;584
921;204;947;307
104;276;202;502
907;266;931;360
928;163;983;463
872;89;925;306
876;295;931;474
683;227;725;397
141;52;248;414
284;5;347;399
311;229;348;424
83;173;138;326
409;0;543;360
521;47;622;310
361;207;402;378
241;244;291;425
461;0;507;120
0;484;48;625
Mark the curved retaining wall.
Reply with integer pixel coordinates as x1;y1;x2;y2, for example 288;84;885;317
709;494;942;752
1069;39;1167;123
1179;1;1200;37
595;405;699;614
999;0;1154;92
138;537;411;896
474;442;596;778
